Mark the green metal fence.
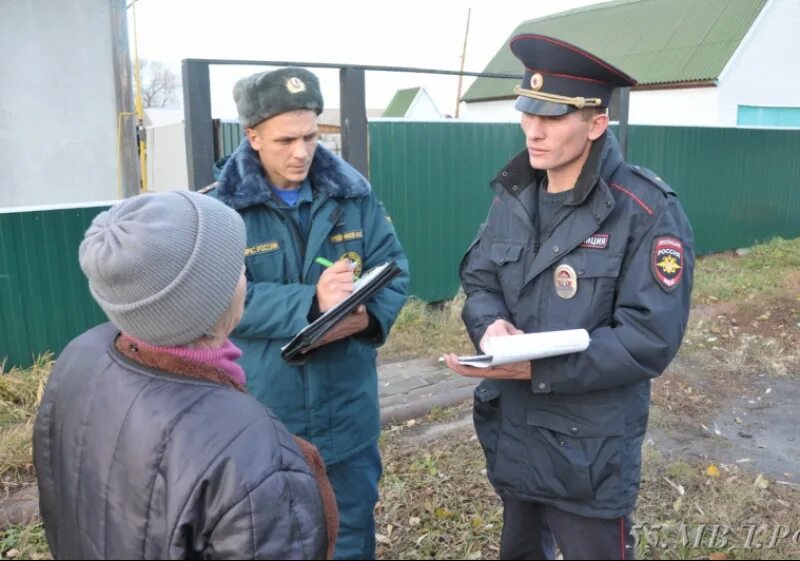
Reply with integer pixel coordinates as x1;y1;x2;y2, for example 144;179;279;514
369;121;525;302
624;125;800;254
216;120;244;159
3;124;800;369
368;122;800;302
0;204;110;370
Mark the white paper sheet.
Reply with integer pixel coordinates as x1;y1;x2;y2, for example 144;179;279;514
457;329;590;368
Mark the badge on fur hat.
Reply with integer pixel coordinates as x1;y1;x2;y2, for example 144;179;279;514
286;77;307;94
652;236;684;292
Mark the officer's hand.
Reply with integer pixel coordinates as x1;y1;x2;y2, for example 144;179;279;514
442;354;532;380
316;259;356;312
305;305;370;351
480;319;524;352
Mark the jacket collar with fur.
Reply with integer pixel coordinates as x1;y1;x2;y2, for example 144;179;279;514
115;333;245;393
213;139;371;211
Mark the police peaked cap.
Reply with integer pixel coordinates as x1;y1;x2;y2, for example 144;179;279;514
510;34;637;116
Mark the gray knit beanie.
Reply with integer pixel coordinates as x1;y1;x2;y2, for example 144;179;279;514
79;191;246;347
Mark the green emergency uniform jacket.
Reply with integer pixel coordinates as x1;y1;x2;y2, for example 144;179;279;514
209;140;409;464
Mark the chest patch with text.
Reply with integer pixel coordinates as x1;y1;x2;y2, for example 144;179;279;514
579;234;609;250
244;241;280;257
329;230;364;244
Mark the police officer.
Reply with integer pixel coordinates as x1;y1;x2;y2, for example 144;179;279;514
206;67;409;560
444;34;694;560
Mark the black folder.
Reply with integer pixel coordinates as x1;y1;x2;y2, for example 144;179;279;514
281;261;402;364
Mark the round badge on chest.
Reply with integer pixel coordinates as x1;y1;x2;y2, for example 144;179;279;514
341;251;363;277
554;264;578;299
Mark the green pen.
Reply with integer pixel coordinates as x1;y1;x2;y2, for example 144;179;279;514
315;257;360;280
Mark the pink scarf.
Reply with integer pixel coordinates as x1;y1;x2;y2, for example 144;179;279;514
128;337;246;388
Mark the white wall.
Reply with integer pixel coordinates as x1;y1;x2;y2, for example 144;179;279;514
462;88;722;126
0;0;132;208
146;123;189;193
460;100;520;122
717;0;800;124
407;90;444;120
628;87;721;126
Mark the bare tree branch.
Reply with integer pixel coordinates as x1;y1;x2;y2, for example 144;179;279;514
138;59;181;109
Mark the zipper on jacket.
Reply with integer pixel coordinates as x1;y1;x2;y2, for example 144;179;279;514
276;192;332;284
273;206;307;282
302;362;312;435
270;204;314;436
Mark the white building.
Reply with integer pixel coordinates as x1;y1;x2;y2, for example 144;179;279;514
461;0;800;128
143;108;189;194
382;87;443;120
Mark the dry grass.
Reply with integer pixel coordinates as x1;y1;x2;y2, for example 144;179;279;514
637;445;800;560
379;293;473;364
679;294;800;386
0;357;52;560
377;425;800;560
679;237;800;381
377;424;501;560
693;237;800;305
0;355;51;489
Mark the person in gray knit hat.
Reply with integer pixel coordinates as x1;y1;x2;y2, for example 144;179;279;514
33;191;339;560
79;191;246;346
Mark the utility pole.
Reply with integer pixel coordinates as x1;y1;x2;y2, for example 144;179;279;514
454;8;471;118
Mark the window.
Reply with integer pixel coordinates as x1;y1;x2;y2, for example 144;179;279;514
737;105;800;127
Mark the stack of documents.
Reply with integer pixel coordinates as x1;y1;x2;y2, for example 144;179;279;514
457;329;590;368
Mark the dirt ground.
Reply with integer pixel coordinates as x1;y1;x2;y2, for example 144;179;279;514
650;291;800;486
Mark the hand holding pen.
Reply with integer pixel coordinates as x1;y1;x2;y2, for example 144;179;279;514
315;257;359;312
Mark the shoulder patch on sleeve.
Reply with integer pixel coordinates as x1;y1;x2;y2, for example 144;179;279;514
651;236;685;292
631;165;675;195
